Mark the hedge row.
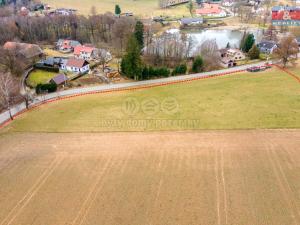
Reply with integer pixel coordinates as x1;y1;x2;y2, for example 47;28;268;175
34;64;59;73
36;83;57;94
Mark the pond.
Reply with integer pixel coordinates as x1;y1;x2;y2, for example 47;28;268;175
167;28;264;51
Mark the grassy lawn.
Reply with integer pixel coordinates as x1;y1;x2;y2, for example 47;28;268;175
42;0;190;17
27;70;58;87
43;48;68;57
11;67;300;132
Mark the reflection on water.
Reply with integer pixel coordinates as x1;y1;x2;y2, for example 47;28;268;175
167;28;263;51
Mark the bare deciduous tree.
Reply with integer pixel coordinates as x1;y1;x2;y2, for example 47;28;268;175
0;72;19;119
195;39;221;71
274;35;299;68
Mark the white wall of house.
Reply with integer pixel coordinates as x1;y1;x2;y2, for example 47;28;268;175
65;64;90;73
75;52;93;60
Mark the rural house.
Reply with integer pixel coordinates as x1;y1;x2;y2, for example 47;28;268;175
56;39;81;52
65;58;90;74
180;18;204;26
257;41;277;54
3;41;43;63
196;4;227;17
74;45;95;60
37;57;68;70
220;48;246;60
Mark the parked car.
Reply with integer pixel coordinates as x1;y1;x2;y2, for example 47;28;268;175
247;66;262;72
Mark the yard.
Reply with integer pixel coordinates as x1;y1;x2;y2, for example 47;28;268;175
42;0;190;17
26;70;58;87
10;66;300;132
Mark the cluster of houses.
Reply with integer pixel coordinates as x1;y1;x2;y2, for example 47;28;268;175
35;39;112;74
2;39;112;87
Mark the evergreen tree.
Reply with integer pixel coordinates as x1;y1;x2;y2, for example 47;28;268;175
121;35;143;80
226;42;230;49
242;33;255;53
115;5;121;15
248;44;260;60
192;56;204;73
134;21;144;49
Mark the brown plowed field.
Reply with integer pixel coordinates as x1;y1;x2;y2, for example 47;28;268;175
0;130;299;225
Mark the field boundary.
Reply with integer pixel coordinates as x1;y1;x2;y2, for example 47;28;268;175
274;65;300;83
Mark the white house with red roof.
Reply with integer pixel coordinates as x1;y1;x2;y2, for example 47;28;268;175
74;45;95;60
64;58;90;74
196;4;226;17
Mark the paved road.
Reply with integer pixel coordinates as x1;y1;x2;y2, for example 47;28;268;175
0;61;269;126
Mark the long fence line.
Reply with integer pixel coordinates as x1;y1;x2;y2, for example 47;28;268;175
0;61;270;129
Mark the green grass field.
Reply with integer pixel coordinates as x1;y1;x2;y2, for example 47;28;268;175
10;67;300;132
27;70;58;87
42;0;190;17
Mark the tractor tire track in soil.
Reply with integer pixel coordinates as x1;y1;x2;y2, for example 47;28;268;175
0;155;63;225
71;156;114;225
266;141;300;225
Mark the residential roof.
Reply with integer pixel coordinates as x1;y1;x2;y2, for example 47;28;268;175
57;39;81;48
3;42;43;59
181;17;203;25
196;3;222;15
66;58;89;68
51;74;68;85
74;45;95;55
258;41;277;49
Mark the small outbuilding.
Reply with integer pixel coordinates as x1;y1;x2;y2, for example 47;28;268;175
50;74;68;86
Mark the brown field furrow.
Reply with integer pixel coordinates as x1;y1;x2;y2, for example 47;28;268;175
71;156;114;225
0;131;299;225
220;148;228;225
270;145;300;218
267;147;300;225
0;156;63;225
214;149;221;225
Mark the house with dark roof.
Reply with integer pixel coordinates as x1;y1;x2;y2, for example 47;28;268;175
41;57;68;69
257;41;278;54
3;42;43;62
50;74;68;86
65;58;90;74
180;17;204;26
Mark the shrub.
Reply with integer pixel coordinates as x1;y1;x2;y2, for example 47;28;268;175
172;64;187;76
192;56;204;73
248;44;260;60
141;66;170;79
36;83;57;94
